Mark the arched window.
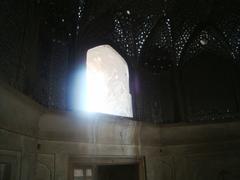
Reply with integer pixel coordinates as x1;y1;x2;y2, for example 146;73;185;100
85;45;133;117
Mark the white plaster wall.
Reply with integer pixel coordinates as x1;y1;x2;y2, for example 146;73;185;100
1;82;240;180
0;82;43;180
38;111;240;180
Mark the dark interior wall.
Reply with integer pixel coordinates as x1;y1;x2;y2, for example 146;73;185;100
139;69;175;123
138;52;240;123
36;0;77;109
181;52;240;121
0;0;76;109
0;0;39;94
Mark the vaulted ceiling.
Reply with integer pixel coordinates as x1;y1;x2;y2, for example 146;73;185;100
1;0;240;123
39;0;240;70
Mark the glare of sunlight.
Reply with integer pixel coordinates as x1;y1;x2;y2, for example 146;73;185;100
84;45;133;117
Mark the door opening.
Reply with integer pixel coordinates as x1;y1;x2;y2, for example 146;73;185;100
69;157;145;180
97;164;139;180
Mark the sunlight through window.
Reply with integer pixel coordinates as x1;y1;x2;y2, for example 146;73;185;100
85;45;133;117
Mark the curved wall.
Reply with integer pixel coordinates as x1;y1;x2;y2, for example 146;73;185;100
1;82;240;180
0;81;43;180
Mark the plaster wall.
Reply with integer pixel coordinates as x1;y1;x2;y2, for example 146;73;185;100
0;82;43;180
38;112;240;180
1;83;240;180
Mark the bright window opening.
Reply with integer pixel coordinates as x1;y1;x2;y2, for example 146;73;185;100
85;45;133;117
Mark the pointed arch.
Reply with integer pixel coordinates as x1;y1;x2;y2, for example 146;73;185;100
85;45;133;117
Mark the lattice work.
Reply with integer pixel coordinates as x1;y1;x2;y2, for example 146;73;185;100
113;12;135;58
182;28;233;65
107;0;240;71
174;20;197;65
134;14;158;57
216;15;240;63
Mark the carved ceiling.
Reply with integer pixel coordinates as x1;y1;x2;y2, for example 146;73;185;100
0;0;240;123
40;0;240;71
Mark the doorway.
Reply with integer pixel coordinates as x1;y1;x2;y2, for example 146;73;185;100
69;157;145;180
97;164;139;180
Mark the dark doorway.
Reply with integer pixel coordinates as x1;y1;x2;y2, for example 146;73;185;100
69;157;144;180
0;163;11;180
97;164;139;180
